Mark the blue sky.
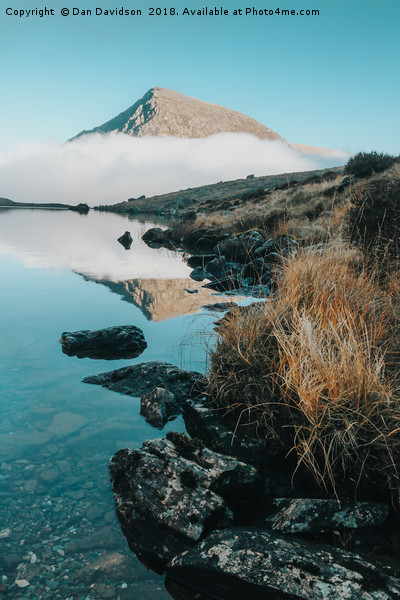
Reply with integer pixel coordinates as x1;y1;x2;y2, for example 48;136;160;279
1;0;399;154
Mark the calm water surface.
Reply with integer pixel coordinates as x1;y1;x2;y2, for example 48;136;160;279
0;209;231;600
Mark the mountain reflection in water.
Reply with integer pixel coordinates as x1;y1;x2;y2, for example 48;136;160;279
0;208;232;320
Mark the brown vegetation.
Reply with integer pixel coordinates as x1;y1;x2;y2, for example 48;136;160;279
209;247;400;497
205;163;400;498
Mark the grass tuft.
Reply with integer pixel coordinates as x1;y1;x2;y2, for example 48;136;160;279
208;247;400;497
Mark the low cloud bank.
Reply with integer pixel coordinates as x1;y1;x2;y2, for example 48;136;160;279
0;133;348;206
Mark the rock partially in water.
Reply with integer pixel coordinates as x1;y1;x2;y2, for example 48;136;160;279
140;387;179;429
181;397;306;497
109;436;261;566
266;498;389;534
189;266;209;282
117;231;133;250
182;398;267;467
60;325;147;360
83;361;205;401
142;227;168;248
186;254;217;269
166;527;400;600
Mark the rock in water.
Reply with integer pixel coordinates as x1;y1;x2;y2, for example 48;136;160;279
83;361;205;401
117;231;133;249
109;437;261;565
166;527;400;600
142;227;167;248
140;387;179;428
59;325;147;359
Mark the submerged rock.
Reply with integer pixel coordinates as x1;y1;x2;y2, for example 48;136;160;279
83;361;205;402
140;387;179;429
266;498;388;534
59;325;147;360
117;231;133;249
166;527;400;600
109;437;259;564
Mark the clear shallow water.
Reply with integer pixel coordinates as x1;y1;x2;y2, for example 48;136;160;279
0;209;229;600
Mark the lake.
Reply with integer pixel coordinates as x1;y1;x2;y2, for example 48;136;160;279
0;209;236;600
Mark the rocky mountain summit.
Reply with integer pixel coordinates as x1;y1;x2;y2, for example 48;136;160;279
72;87;286;141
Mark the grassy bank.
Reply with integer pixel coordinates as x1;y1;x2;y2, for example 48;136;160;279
196;157;400;499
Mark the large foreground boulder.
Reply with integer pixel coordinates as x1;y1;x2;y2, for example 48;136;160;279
166;527;400;600
83;361;205;401
109;437;261;565
59;325;147;360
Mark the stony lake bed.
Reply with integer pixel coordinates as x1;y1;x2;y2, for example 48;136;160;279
0;208;242;600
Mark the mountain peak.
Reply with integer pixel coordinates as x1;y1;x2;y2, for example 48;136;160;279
72;87;285;141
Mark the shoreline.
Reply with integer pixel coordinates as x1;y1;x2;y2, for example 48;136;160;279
102;159;400;598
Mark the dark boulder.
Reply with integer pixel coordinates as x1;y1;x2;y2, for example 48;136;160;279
109;437;260;565
140;387;180;429
254;235;298;258
59;325;147;360
203;257;232;280
182;398;269;469
182;228;225;253
242;258;272;280
166;527;400;600
83;361;205;402
117;231;133;250
186;254;217;269
189;266;209;282
182;397;309;497
215;230;266;263
142;227;168;247
266;498;388;534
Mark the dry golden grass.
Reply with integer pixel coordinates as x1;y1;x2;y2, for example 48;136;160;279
173;175;350;249
209;246;400;497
